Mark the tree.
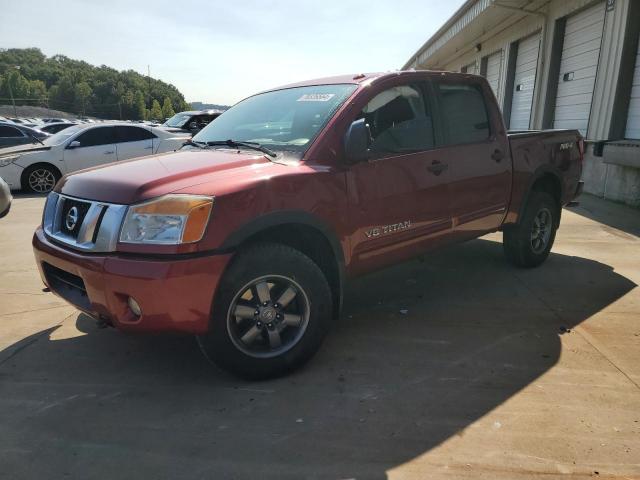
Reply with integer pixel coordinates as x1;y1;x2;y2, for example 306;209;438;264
150;99;163;121
161;97;175;119
134;91;146;120
74;81;92;115
0;48;193;120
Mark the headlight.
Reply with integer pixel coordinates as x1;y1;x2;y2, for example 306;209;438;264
119;195;214;245
0;156;20;167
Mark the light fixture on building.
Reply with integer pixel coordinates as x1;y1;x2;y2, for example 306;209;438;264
475;43;482;52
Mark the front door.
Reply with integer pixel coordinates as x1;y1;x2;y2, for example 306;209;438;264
347;82;452;274
432;79;511;239
63;126;117;172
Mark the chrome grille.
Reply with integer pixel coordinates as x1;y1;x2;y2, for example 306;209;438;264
43;192;128;252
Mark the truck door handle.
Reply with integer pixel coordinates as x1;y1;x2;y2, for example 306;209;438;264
104;150;115;155
144;146;153;149
427;160;448;176
491;149;504;162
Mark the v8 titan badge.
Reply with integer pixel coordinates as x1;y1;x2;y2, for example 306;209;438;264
365;220;412;239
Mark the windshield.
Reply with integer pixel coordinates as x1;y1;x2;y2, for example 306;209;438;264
43;124;85;145
164;113;192;128
192;84;357;153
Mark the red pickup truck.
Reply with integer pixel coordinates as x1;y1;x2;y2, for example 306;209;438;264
33;71;583;378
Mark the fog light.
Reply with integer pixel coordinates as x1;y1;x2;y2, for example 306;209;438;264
127;296;142;316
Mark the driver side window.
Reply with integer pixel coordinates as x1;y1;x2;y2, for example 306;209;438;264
360;84;435;156
75;127;116;147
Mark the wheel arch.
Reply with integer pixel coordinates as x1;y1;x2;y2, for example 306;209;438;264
20;162;62;191
220;211;346;319
517;168;563;228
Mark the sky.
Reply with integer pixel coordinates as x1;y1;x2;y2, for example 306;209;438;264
0;0;465;106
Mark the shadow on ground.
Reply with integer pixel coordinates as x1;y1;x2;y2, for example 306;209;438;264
569;193;640;237
0;238;635;479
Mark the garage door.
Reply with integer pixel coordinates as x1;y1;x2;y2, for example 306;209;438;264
485;50;503;98
553;2;606;136
509;33;540;130
624;31;640;139
462;61;477;74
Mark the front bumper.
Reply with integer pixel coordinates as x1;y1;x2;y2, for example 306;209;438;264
33;227;232;334
0;164;23;190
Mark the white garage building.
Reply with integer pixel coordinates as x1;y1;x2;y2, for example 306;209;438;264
404;0;640;207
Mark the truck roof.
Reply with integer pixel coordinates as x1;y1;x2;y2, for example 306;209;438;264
264;70;470;92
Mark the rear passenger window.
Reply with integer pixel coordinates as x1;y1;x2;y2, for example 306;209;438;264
75;127;116;147
115;126;156;142
437;83;490;145
0;126;23;137
360;84;435;155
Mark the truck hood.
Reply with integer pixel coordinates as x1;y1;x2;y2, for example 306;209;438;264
56;149;286;204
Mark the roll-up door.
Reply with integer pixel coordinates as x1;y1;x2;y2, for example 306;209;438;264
624;31;640;139
509;33;540;130
553;2;606;136
461;61;477;74
485;50;503;98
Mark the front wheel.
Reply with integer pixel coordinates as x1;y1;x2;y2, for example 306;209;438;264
197;243;332;379
22;164;60;194
503;191;558;268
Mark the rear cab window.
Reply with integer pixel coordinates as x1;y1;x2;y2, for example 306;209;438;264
434;82;491;145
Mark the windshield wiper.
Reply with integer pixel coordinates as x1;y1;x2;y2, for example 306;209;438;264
206;139;276;158
27;131;45;146
180;139;208;149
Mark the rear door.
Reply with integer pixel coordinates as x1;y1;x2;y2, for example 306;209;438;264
63;126;117;172
432;78;511;240
114;126;156;161
347;80;452;273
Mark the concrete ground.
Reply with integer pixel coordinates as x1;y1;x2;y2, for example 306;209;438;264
0;194;638;480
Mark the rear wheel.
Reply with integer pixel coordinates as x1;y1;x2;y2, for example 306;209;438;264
503;190;558;268
22;164;59;194
197;243;332;379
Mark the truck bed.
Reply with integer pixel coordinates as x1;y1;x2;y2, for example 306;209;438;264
504;128;583;225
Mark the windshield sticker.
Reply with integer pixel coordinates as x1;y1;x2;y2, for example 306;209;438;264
297;93;335;102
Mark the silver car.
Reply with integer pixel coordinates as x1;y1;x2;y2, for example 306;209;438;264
0;176;11;218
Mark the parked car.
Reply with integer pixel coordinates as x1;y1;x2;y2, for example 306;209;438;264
0;123;50;148
38;122;76;134
0;122;190;193
0;176;11;218
162;109;222;133
32;71;583;378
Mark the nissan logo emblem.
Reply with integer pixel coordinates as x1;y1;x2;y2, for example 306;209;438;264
65;206;79;231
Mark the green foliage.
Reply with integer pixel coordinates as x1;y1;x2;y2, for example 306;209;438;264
134;91;146;120
149;99;163;121
161;97;175;119
0;48;189;120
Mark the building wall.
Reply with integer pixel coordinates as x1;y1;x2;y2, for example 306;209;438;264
408;0;639;207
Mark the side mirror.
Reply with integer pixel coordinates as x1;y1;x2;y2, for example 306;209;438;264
67;140;81;149
188;121;199;131
344;118;371;163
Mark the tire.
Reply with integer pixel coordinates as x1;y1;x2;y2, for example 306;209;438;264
503;190;559;268
22;164;60;194
197;243;332;379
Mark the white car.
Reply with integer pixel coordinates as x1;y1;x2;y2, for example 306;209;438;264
0;123;190;193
